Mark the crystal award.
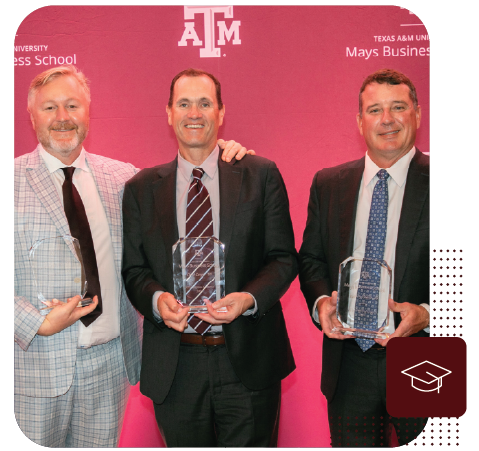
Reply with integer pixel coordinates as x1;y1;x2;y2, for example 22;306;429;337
173;237;226;313
28;235;93;311
331;256;392;339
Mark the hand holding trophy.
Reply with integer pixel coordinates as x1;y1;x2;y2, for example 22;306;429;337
331;256;392;339
172;236;226;313
29;235;94;312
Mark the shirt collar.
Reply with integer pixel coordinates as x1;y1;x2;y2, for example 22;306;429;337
38;144;90;174
363;146;416;188
177;145;219;183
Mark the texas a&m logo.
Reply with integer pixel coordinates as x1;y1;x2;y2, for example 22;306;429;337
178;6;241;58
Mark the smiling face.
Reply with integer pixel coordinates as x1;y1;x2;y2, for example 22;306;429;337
357;82;421;168
166;75;225;163
29;75;90;165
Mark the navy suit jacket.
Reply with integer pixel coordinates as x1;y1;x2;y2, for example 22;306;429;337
299;149;429;401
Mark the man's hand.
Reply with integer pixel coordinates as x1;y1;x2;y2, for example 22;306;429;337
217;139;256;162
157;292;190;332
37;295;99;336
317;291;353;340
375;299;429;347
41;298;65;309
194;292;254;325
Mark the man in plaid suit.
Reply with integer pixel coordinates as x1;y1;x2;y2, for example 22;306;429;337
14;65;250;447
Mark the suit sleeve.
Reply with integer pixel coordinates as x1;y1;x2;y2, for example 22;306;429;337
298;171;333;327
240;162;298;318
122;181;167;327
14;165;46;351
14;293;45;351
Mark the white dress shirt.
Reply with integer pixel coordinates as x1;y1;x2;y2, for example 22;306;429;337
40;146;120;348
313;147;429;334
152;146;256;332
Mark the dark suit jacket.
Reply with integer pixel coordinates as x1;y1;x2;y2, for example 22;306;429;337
122;151;297;404
298;149;429;401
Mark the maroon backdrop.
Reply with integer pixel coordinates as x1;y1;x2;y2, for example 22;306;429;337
14;6;429;447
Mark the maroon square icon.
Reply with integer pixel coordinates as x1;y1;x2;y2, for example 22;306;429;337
387;337;466;418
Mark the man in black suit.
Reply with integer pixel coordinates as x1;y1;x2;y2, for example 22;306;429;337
299;69;429;447
122;68;297;447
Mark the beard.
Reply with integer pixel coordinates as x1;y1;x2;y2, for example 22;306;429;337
37;121;89;157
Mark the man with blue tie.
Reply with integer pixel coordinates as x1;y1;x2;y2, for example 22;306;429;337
122;68;297;446
299;69;429;447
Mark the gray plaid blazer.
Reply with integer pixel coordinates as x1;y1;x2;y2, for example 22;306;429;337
14;146;142;397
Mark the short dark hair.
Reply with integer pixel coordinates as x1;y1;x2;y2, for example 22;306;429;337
358;68;418;116
168;68;223;109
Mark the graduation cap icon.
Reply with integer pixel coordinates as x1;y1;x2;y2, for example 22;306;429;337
401;361;452;393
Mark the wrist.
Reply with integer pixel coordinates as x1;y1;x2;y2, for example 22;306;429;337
420;303;430;331
242;293;254;312
313;295;330;325
37;317;51;336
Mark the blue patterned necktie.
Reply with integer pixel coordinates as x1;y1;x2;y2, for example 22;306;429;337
354;169;390;351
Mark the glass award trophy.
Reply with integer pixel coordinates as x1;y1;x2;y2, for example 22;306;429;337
28;235;93;311
173;237;226;313
331;256;392;339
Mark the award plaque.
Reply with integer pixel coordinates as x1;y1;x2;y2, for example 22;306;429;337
173;237;225;313
331;256;392;339
28;235;93;311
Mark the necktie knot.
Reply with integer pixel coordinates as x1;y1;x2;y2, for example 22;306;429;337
62;166;76;180
377;169;389;181
192;168;205;181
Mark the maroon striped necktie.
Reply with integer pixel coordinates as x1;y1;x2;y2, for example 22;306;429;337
185;168;214;334
62;167;102;326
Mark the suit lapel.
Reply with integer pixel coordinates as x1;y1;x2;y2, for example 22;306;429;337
394;151;429;298
218;158;243;260
338;159;364;260
25;150;73;250
153;159;179;271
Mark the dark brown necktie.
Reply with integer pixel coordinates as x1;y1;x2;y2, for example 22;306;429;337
62;167;102;326
185;168;213;335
